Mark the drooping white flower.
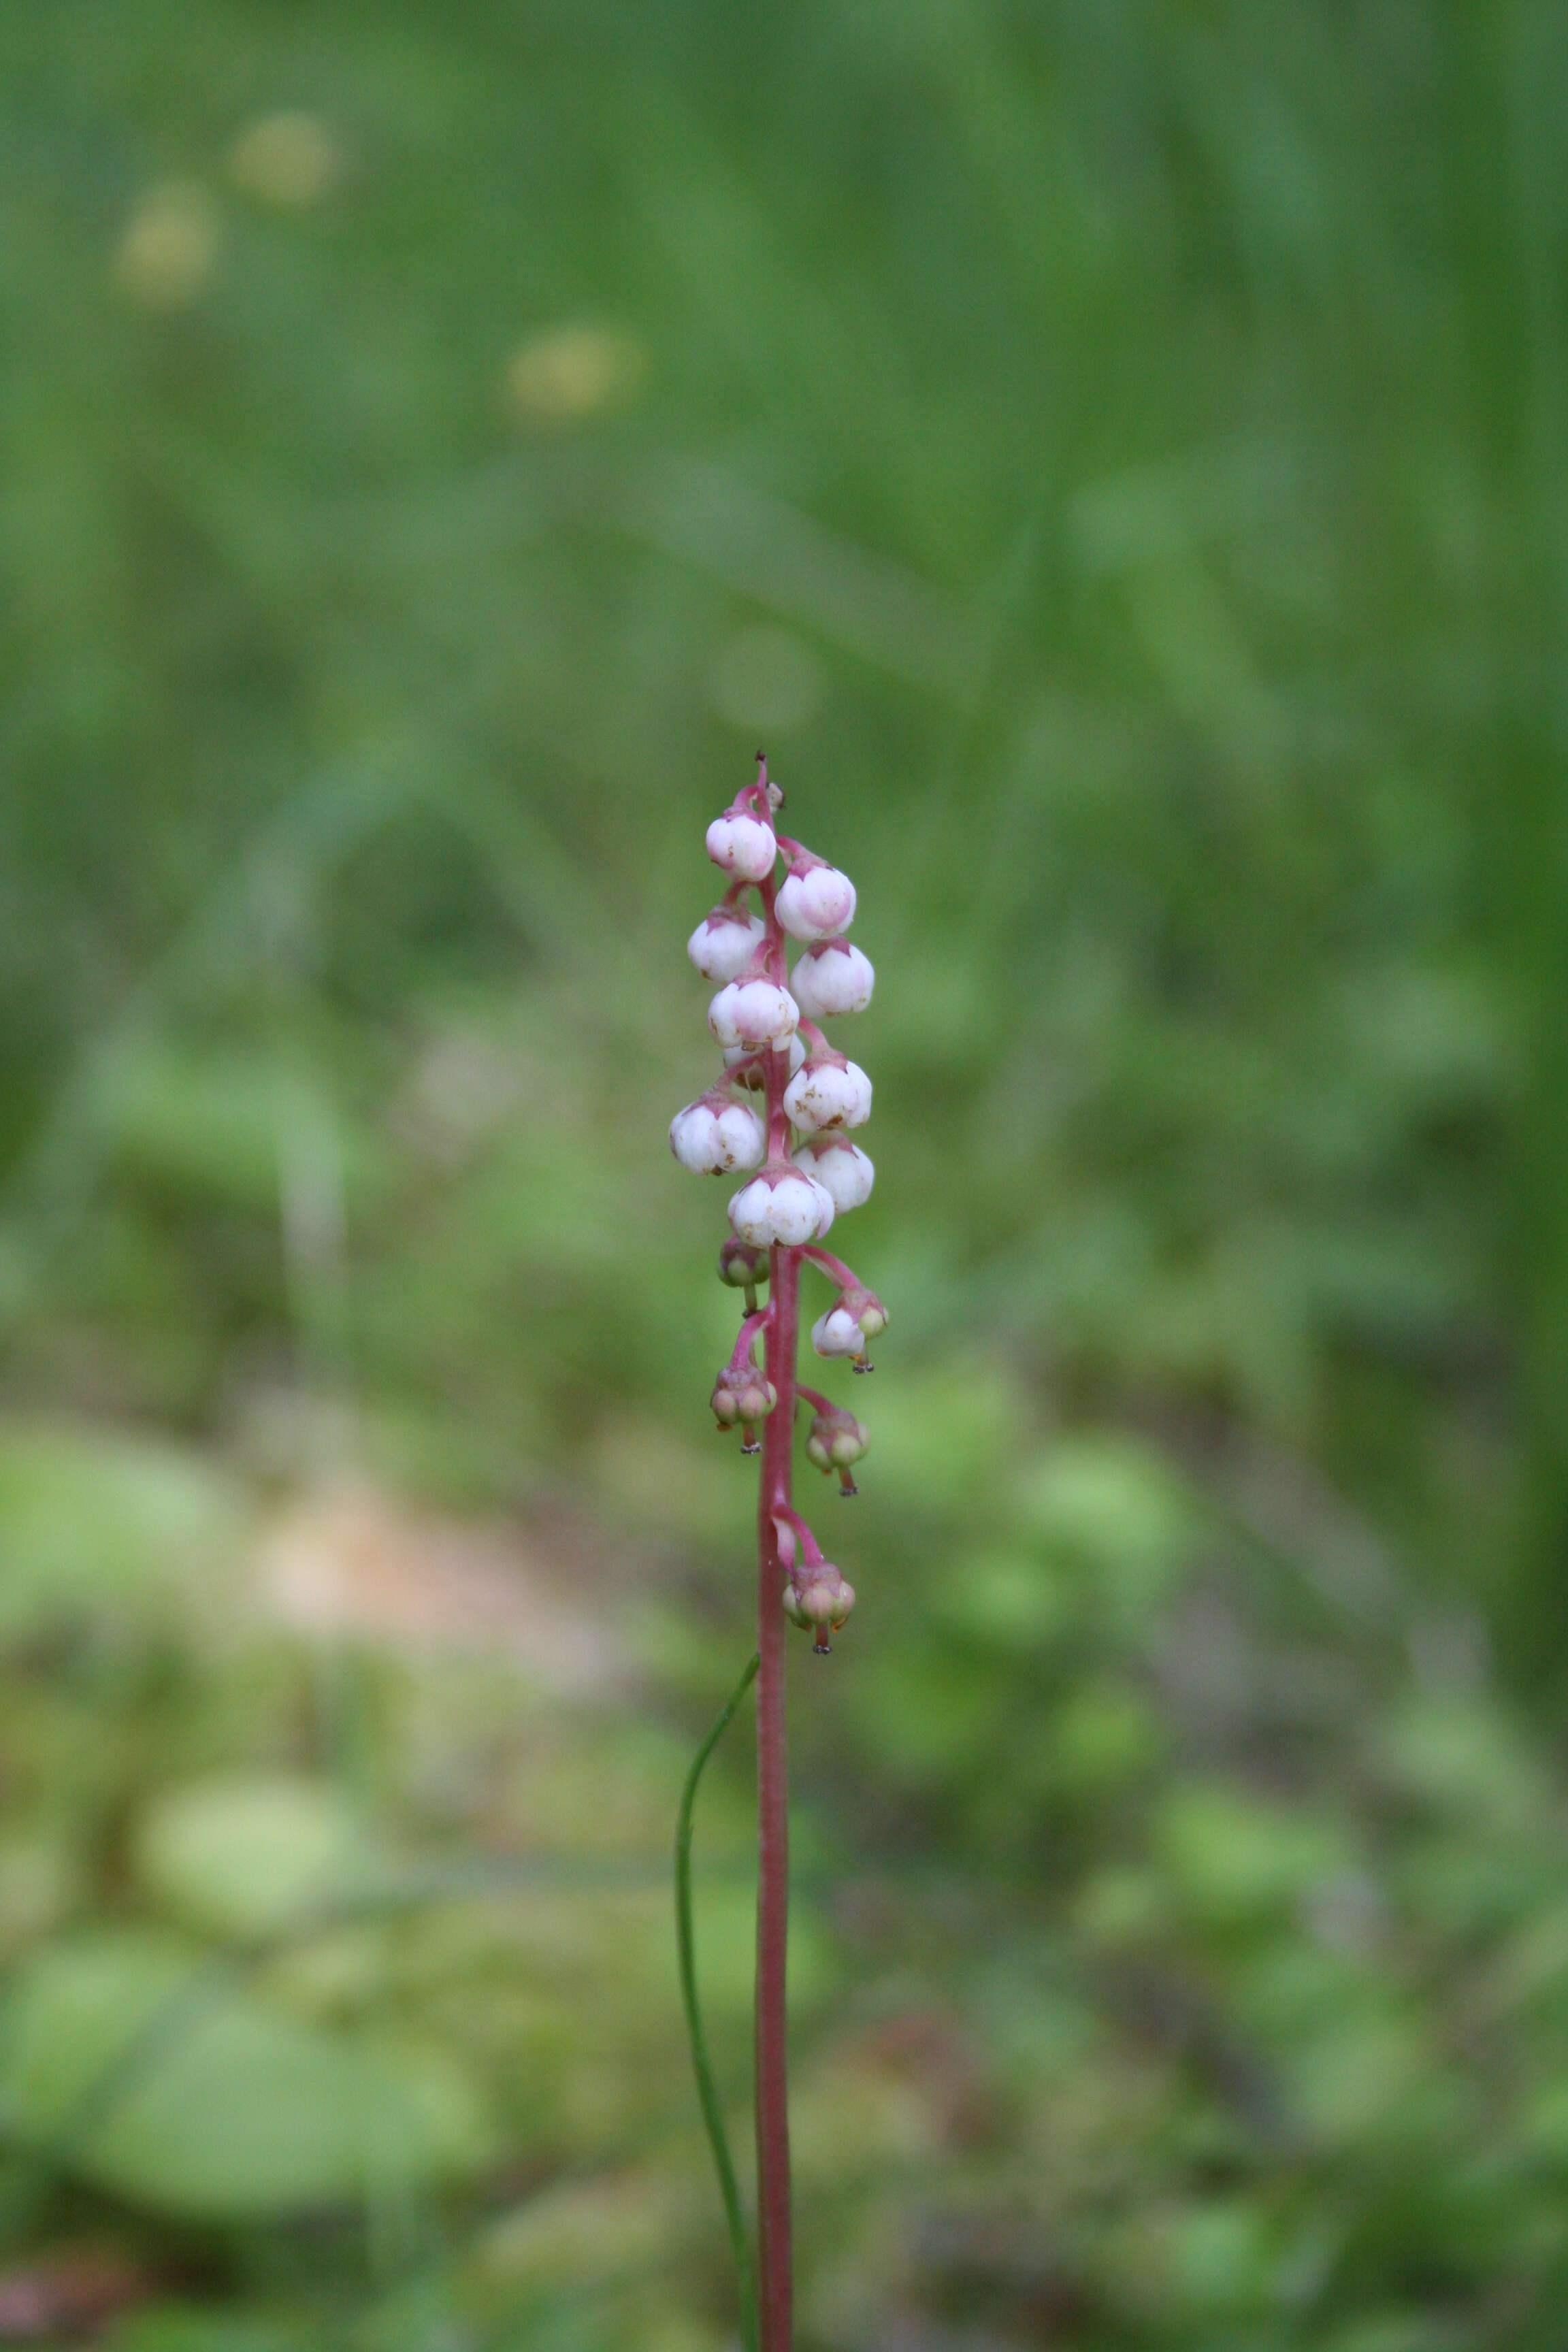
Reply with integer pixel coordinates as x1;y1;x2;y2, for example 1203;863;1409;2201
811;1286;886;1360
669;1098;766;1175
708;979;800;1049
687;906;766;982
792;1137;874;1211
777;864;857;942
728;1169;835;1249
811;1304;867;1358
791;940;874;1017
726;1033;806;1086
706;811;777;883
784;1056;872;1133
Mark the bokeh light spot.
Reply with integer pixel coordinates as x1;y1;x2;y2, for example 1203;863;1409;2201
112;181;223;309
227;111;344;210
504;324;648;427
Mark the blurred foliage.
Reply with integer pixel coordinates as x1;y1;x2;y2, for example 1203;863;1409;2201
2;0;1568;2345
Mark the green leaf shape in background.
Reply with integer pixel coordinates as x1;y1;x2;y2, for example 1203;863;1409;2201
0;1425;246;1642
1014;1437;1199;1633
0;1931;489;2219
133;1777;382;1943
928;1545;1072;1651
1159;1786;1360;1932
858;1358;1028;1511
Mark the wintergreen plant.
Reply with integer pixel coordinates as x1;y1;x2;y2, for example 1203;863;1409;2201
669;755;886;2351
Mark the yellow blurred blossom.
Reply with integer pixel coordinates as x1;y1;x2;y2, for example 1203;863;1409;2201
112;180;223;310
504;324;647;427
227;111;343;208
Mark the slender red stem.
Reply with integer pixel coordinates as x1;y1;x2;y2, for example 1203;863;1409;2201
796;1385;834;1417
728;1307;772;1375
773;1502;824;1564
753;847;794;2351
756;1249;796;2349
800;1244;864;1292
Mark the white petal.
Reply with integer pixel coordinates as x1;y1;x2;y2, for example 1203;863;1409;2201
707;983;743;1047
766;1172;822;1247
713;1105;766;1170
669;1102;718;1172
811;1306;864;1358
728;1178;776;1247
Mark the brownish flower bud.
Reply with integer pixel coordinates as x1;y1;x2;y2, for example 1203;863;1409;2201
805;1407;869;1493
718;1237;770;1292
783;1563;855;1652
710;1364;777;1432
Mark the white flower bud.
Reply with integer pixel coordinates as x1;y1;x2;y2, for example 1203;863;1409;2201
811;1305;866;1358
706;812;777;883
791;941;874;1017
708;979;800;1049
687;906;765;982
784;1056;872;1133
728;1169;836;1249
669;1099;766;1175
777;864;857;941
792;1138;874;1211
725;1033;806;1085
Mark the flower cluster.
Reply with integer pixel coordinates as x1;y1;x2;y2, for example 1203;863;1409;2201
669;756;887;1648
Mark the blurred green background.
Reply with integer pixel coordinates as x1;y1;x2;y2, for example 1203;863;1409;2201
3;3;1568;2346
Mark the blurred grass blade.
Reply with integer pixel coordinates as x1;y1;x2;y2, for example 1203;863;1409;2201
675;1652;760;2352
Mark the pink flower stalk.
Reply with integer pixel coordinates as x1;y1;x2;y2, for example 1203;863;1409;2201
668;753;886;2351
